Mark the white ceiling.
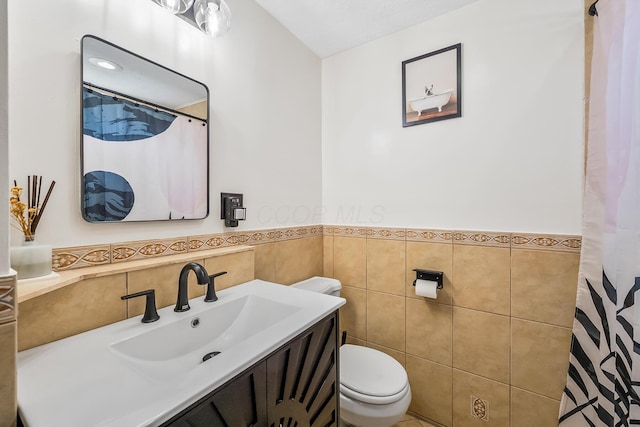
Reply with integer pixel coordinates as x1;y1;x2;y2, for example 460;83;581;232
254;0;482;58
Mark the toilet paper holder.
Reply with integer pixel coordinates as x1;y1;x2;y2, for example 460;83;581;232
412;269;443;289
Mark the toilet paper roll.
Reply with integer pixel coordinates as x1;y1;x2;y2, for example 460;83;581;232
415;279;439;299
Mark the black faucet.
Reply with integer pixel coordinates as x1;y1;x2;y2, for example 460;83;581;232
205;271;228;302
175;262;210;312
121;289;160;323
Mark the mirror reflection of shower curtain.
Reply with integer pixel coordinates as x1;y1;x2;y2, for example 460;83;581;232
559;1;640;425
82;87;208;222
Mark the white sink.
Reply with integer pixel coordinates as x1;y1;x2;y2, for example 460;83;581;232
112;294;301;362
110;294;302;379
17;279;345;427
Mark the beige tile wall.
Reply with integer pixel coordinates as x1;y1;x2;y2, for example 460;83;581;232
254;235;324;284
18;250;256;351
325;226;580;427
18;232;325;351
52;226;324;271
13;223;579;427
0;273;17;427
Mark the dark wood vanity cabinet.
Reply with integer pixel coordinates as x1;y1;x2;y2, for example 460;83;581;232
163;312;339;427
168;363;268;427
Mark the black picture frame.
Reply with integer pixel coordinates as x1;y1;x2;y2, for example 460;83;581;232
402;43;462;127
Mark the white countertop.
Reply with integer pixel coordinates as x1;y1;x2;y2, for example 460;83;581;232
17;280;345;426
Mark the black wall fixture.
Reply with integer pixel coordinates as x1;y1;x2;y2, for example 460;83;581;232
220;192;245;227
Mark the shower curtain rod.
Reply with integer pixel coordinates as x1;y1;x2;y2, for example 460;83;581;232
82;82;207;123
589;0;600;16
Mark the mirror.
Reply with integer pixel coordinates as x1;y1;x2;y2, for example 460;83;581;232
81;35;209;222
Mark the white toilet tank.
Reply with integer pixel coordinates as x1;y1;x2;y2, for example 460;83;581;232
290;276;342;297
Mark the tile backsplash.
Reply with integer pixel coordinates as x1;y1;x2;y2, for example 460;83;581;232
52;226;324;271
17;224;579;426
324;225;580;427
19;226;325;352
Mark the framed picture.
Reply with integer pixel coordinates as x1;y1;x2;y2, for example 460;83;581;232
402;43;462;127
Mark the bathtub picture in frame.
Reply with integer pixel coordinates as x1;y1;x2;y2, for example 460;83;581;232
402;43;462;127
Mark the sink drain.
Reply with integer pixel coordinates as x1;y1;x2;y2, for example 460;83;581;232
202;351;221;362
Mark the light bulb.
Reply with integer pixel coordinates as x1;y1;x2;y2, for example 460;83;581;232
152;0;194;14
194;0;231;38
97;60;117;70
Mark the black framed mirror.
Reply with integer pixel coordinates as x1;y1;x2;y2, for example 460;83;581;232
81;35;209;222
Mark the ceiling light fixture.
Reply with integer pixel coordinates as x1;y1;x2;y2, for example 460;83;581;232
151;0;231;38
88;57;123;71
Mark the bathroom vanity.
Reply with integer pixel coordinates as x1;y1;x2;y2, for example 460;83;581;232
164;313;338;426
17;280;344;426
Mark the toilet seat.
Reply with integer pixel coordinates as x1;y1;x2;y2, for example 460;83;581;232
342;382;411;405
340;344;409;405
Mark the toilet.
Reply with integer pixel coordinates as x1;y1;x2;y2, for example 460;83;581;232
291;277;412;427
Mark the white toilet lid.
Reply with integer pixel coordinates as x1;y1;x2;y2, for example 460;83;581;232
340;345;408;400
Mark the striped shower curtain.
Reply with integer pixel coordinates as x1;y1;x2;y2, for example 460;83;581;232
559;1;640;425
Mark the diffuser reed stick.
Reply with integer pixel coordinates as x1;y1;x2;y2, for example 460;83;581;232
10;176;56;241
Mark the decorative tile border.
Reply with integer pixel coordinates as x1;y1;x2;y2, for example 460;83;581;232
511;233;582;253
111;238;189;263
188;233;237;252
309;225;324;237
247;226;324;243
280;226;308;240
52;226;328;271
366;227;406;240
244;229;278;245
51;225;581;272
53;244;111;270
453;230;511;248
326;226;579;253
406;228;454;243
0;275;16;324
331;226;368;238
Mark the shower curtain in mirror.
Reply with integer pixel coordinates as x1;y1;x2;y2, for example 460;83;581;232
82;86;208;222
559;1;640;425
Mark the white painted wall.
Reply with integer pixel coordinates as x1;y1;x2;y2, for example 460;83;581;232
0;0;8;274
322;0;585;234
8;0;322;248
8;0;585;252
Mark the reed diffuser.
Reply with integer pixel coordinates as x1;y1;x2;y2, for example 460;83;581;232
10;176;56;241
9;176;56;279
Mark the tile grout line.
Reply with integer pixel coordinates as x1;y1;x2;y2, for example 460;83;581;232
450;243;456;426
